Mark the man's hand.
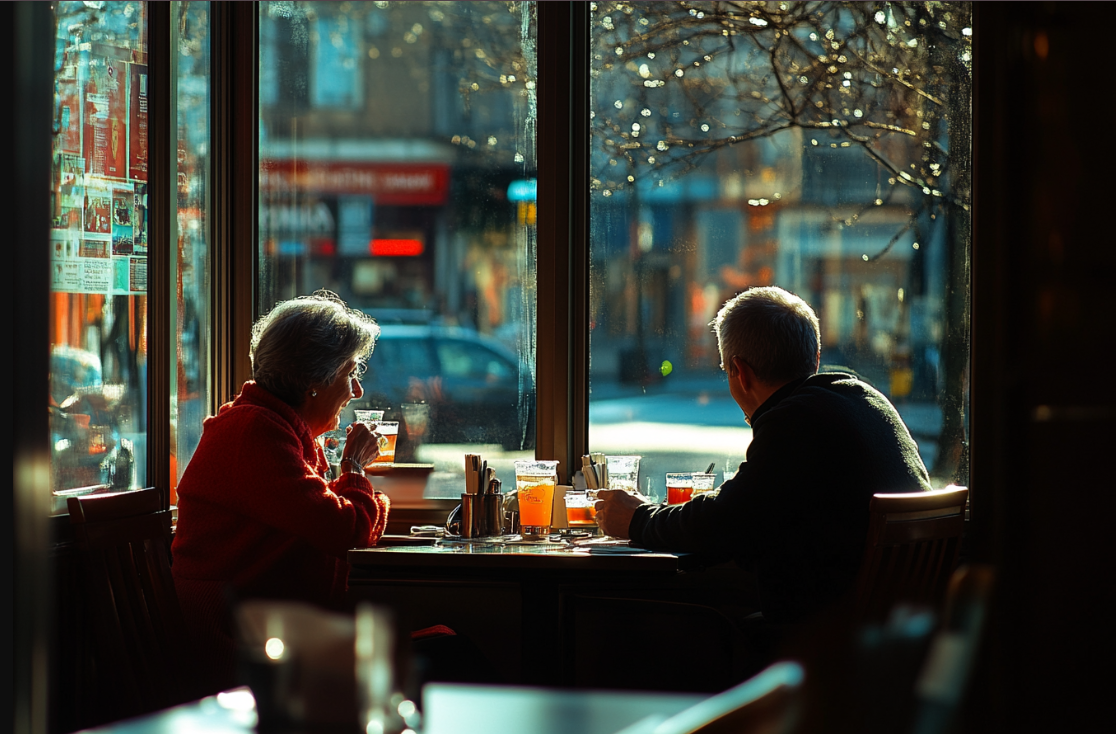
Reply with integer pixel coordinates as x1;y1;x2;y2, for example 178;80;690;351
594;488;648;539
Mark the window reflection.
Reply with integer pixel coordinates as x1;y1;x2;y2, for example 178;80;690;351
50;1;149;506
589;2;972;497
258;2;537;498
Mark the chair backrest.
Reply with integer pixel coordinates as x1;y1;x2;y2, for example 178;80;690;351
908;563;996;734
66;487;192;727
852;486;969;622
649;660;804;734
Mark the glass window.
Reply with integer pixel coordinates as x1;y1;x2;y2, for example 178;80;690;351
589;3;972;499
49;1;149;510
258;2;538;498
173;2;212;503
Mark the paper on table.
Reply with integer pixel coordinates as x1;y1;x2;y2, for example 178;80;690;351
568;537;656;554
550;484;569;530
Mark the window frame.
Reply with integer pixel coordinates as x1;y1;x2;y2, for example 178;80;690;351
37;0;977;511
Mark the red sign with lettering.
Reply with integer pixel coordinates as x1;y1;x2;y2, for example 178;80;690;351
260;160;450;206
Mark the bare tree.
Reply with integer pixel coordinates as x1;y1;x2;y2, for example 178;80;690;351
591;1;972;482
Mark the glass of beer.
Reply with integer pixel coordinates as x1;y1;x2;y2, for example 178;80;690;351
514;460;559;538
667;472;717;504
367;421;400;467
564;490;597;529
666;472;695;505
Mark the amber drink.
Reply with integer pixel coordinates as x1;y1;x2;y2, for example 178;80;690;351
564;491;597;528
667;471;716;504
366;421;399;467
666;473;694;505
514;460;559;537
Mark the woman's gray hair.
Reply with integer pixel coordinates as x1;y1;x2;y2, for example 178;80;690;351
712;286;820;384
250;290;380;407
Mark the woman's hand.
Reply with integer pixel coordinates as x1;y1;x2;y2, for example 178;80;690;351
340;421;381;470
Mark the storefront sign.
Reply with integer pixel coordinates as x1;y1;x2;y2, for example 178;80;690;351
260;160;450;206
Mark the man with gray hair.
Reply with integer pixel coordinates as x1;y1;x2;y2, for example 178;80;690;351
595;286;931;623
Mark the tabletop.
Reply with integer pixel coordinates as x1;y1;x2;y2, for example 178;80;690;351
348;537;705;575
71;685;707;734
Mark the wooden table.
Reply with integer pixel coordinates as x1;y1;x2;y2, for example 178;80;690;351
347;539;729;688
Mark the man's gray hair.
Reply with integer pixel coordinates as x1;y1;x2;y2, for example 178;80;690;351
712;286;820;385
250;290;381;407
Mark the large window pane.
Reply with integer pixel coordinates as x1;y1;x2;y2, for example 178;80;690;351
589;2;972;498
50;1;149;509
258;2;537;499
172;2;212;503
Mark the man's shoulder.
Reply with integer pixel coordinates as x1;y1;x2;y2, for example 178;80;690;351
794;372;890;404
759;372;898;428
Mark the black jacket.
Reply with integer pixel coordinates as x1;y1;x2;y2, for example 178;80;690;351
629;372;932;622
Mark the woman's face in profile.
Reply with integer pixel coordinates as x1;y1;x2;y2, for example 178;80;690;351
303;358;365;436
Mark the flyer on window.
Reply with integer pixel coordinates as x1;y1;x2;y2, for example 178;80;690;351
113;255;147;295
51;229;81;263
83;180;111;235
82;55;127;179
80;236;110;260
51;229;113;294
128;256;147;293
129;63;148;181
52;154;85;231
132;183;148;253
111;184;134;255
57;66;82;155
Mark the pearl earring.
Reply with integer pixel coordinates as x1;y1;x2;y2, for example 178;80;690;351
311;390;318;397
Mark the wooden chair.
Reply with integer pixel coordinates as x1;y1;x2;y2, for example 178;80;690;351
65;487;193;728
852;486;969;622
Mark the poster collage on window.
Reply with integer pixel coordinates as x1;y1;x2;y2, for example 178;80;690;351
52;42;148;296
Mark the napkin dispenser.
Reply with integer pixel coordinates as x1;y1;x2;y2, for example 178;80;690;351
550;485;571;530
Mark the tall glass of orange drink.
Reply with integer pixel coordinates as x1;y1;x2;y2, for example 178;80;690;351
514;460;559;538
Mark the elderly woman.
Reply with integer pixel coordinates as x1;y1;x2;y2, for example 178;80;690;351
172;290;388;692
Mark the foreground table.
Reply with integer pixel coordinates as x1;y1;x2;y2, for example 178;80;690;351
73;685;706;734
347;539;729;687
424;683;704;734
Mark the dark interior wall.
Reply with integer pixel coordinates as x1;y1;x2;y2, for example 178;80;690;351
970;3;1116;731
8;3;55;734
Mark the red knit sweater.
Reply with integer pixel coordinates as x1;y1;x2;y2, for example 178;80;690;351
171;382;388;689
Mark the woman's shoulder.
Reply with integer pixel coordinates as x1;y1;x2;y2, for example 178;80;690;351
205;400;302;443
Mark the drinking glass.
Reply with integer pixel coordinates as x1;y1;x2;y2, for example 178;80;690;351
367;422;399;467
691;472;716;498
514;459;559;537
322;428;347;468
353;409;385;424
605;455;641;492
665;472;694;505
564;490;597;528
